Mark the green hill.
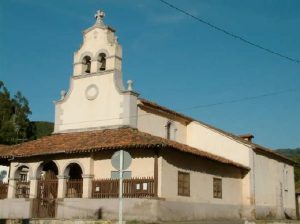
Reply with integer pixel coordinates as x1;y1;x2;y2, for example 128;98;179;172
29;121;54;139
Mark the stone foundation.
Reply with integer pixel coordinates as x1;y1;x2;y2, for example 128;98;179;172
0;198;297;222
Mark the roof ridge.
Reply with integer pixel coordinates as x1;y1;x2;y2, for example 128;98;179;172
138;98;295;165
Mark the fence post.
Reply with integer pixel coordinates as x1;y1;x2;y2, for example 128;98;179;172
154;151;158;197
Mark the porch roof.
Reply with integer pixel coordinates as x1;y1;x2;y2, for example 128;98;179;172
0;128;249;170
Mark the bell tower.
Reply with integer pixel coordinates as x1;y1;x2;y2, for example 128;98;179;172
54;10;138;133
73;10;122;76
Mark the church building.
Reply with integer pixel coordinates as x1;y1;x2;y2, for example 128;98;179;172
0;11;296;222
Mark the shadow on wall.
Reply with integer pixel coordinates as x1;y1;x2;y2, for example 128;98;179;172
162;148;247;179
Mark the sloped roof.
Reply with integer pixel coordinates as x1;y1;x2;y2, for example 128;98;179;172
138;98;296;165
0;127;249;170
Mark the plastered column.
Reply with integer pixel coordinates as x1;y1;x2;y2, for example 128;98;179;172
57;175;68;198
29;177;38;198
7;178;16;198
82;174;94;198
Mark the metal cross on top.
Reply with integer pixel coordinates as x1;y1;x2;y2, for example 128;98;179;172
95;10;105;24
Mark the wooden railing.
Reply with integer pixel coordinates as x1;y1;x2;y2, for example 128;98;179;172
92;177;155;198
15;181;30;198
66;179;83;198
0;182;8;199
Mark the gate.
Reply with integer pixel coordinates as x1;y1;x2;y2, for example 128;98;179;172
32;179;58;218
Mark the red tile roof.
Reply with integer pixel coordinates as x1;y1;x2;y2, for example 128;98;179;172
0;128;249;170
138;99;295;165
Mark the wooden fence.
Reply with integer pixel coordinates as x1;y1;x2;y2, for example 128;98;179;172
0;182;8;199
92;177;155;198
32;179;58;218
66;179;83;198
15;181;30;198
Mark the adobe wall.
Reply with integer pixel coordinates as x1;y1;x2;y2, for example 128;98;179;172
186;121;254;210
93;149;155;179
254;153;296;219
0;198;31;219
137;107;187;144
159;149;247;221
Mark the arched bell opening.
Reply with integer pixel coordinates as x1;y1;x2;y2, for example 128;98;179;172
82;55;92;74
98;53;106;71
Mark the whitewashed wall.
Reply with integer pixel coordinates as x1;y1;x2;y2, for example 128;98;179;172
137;107;187;144
254;153;296;219
159;150;243;205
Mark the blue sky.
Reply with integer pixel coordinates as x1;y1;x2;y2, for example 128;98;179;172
0;0;299;149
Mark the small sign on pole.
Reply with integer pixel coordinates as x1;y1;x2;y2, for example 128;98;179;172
111;150;132;224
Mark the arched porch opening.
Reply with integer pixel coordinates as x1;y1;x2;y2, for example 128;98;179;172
37;161;58;180
65;163;83;198
32;160;59;218
15;165;30;198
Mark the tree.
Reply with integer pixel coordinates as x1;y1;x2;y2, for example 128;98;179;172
0;81;32;144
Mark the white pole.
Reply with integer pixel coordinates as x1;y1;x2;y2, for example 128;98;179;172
119;150;124;224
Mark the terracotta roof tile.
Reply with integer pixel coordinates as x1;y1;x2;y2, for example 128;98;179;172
138;98;295;165
0;128;249;170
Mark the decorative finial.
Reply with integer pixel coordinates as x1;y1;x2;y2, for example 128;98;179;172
95;10;105;25
60;90;66;100
127;80;133;91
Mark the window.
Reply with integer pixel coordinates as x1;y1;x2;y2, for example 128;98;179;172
284;169;289;191
166;122;171;140
213;178;222;199
178;171;190;196
98;53;106;71
20;173;27;181
166;121;177;140
82;56;91;73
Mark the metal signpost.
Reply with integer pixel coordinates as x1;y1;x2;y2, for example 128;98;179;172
119;150;123;224
111;150;132;224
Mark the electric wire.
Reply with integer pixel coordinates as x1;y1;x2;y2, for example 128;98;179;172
56;88;300;126
158;0;300;64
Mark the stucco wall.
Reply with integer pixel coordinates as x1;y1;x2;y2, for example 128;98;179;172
137;107;187;144
55;198;244;221
93;150;155;179
56;198;158;221
54;74;129;132
186;121;251;166
0;198;31;219
160;149;243;205
254;152;296;219
186;121;254;209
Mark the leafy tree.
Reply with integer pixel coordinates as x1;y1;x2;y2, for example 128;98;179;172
0;81;32;144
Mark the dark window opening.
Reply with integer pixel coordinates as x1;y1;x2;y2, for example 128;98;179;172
213;178;222;199
98;53;106;71
82;56;91;73
178;171;190;196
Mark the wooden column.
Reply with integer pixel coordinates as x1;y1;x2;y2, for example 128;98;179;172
154;150;159;197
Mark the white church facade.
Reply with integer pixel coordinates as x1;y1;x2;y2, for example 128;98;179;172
0;11;296;222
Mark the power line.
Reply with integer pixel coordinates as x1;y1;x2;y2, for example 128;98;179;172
56;88;300;126
158;0;300;64
177;88;300;111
